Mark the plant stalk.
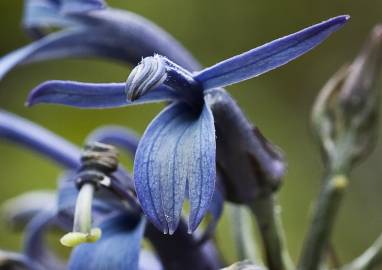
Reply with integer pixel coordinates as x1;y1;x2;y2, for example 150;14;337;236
298;174;348;270
250;195;294;270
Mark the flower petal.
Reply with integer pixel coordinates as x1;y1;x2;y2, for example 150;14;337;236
2;191;56;229
27;81;176;108
69;214;146;270
86;126;140;156
0;110;79;168
198;185;224;243
195;15;349;90
134;102;216;234
0;9;200;81
23;209;66;270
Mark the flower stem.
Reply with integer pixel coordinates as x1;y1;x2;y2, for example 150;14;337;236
250;195;294;270
340;234;382;270
298;174;348;270
230;204;258;262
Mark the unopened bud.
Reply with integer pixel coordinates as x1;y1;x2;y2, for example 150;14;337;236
312;25;382;172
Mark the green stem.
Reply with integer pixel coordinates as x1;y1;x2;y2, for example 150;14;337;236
230;204;258;262
250;195;294;270
298;174;348;270
340;234;382;270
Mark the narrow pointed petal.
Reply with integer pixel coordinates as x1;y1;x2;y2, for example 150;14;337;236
87;126;140;156
2;191;56;229
0;110;134;197
60;0;106;15
0;110;79;168
24;209;66;270
0;9;199;81
69;214;146;270
0;28;91;81
27;81;177;108
198;186;224;243
195;15;349;90
134;102;216;234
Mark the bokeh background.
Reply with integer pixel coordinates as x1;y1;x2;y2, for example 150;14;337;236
1;0;382;267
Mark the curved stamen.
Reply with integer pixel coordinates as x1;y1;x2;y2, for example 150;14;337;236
60;142;120;248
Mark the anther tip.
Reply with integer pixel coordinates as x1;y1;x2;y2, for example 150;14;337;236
60;228;102;248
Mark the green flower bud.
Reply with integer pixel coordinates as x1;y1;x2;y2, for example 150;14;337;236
312;25;382;172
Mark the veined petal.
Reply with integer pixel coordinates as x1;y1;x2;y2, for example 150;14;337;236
69;214;146;270
24;209;66;270
195;15;349;90
27;81;177;108
0;110;79;168
60;0;106;15
87;126;140;156
134;102;216;234
198;185;224;243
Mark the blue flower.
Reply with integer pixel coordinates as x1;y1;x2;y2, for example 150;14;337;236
0;110;222;270
27;16;349;234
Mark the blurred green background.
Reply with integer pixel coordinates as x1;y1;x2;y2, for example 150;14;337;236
0;0;382;267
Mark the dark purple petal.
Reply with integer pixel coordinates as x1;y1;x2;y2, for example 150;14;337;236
195;15;349;90
0;110;79;168
27;81;177;108
87;126;140;156
69;214;145;270
205;89;285;203
134;102;216;234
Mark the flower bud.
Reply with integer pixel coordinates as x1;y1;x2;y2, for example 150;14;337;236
312;25;382;172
